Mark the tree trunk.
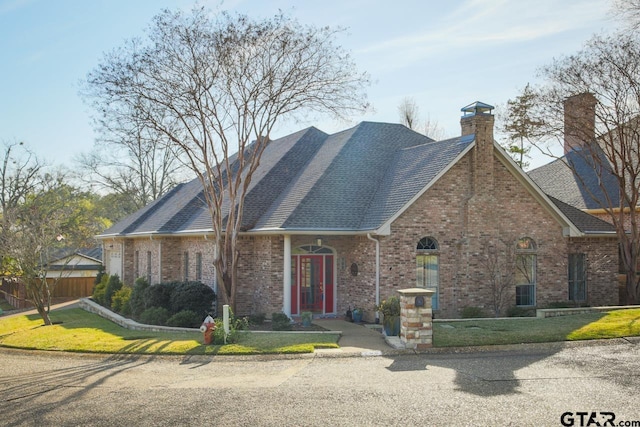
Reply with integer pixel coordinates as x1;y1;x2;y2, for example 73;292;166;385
26;284;52;326
627;273;639;305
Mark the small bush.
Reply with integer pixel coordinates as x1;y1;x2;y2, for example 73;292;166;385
92;273;110;306
139;307;170;326
166;310;202;328
143;282;177;311
271;312;292;331
248;313;266;325
169;281;216;316
209;309;246;344
461;306;488;319
104;274;123;308
128;277;149;317
112;286;132;315
92;282;107;306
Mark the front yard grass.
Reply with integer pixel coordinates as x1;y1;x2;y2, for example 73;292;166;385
433;308;640;347
0;308;339;355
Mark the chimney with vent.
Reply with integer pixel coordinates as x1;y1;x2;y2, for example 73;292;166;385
461;101;495;195
564;93;597;154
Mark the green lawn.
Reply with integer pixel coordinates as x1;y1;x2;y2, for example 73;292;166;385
0;308;340;355
2;307;639;355
433;308;640;347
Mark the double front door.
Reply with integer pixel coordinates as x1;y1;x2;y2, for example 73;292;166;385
291;252;334;315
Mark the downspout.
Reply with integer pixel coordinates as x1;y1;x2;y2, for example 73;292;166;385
366;233;380;322
283;235;292;317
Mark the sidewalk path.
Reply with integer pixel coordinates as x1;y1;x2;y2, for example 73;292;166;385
314;319;398;356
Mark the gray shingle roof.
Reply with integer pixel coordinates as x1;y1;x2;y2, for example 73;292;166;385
100;121;606;238
528;147;619;210
101;122;441;236
546;195;616;234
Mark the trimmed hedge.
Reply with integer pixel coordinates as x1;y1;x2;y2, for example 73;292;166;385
169;281;217;316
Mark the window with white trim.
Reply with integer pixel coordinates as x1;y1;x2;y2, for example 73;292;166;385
416;236;439;309
515;237;536;306
568;253;587;302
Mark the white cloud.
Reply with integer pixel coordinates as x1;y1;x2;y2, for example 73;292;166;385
356;0;609;72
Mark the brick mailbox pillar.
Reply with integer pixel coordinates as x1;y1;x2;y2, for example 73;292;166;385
397;288;434;351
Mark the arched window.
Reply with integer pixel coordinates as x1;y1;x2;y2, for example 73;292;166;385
515;237;536;306
416;237;439;309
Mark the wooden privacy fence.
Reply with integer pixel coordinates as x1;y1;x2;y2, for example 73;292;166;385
49;277;95;298
1;277;96;309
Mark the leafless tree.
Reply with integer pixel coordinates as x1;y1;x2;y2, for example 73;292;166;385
513;33;640;304
479;237;516;317
0;141;43;236
612;0;640;29
76;105;189;209
423;114;447;140
398;97;448;139
398;97;420;130
83;8;370;310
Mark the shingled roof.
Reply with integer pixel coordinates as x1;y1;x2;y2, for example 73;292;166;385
99;120;611;238
528;147;620;210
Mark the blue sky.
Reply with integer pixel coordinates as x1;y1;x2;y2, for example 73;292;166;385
0;0;618;170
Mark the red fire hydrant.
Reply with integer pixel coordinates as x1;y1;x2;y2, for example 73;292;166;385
200;315;216;345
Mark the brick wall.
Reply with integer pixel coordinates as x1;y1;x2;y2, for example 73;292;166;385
380;146;583;318
568;237;619;306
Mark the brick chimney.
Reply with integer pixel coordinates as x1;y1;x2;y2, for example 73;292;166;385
564;93;597;154
461;101;495;195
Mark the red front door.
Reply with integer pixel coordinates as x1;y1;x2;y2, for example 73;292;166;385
291;253;335;315
300;255;323;312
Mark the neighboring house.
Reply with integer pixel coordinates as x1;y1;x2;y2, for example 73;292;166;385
529;93;638;229
0;247;102;308
98;102;619;319
45;247;103;298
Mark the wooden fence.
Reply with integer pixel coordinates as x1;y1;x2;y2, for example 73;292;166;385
1;277;95;309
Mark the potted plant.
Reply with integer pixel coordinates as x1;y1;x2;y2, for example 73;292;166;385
301;311;313;327
351;307;363;323
376;296;401;336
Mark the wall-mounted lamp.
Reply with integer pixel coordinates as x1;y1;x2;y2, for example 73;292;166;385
316;237;322;247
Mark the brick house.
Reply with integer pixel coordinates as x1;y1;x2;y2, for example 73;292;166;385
98;102;619;319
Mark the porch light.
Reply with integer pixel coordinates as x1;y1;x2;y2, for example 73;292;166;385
316;237;322;247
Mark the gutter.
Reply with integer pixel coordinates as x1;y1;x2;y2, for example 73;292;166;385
366;233;380;322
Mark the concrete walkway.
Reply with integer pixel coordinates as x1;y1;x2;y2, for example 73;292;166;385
313;319;403;356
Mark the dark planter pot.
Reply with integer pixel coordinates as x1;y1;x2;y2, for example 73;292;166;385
352;310;363;323
383;316;400;337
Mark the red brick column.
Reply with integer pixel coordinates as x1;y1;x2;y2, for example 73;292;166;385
398;288;434;351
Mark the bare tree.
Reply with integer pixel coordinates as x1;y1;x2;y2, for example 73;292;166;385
398;97;420;130
77;106;189;209
83;8;369;310
398;97;449;139
0;141;43;238
479;237;516;317
519;33;640;304
612;0;640;29
423;114;447;140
